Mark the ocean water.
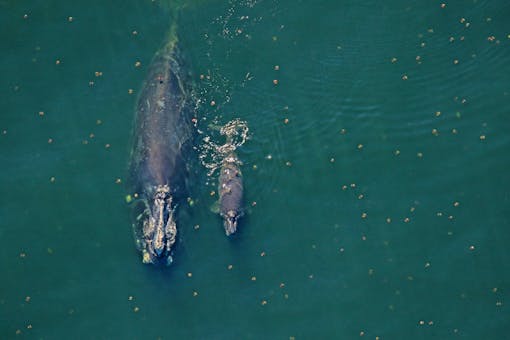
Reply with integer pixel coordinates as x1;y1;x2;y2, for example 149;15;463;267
1;0;509;339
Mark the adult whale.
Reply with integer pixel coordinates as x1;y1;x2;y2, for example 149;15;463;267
128;26;191;265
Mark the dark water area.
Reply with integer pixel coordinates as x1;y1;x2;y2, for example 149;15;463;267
1;0;509;339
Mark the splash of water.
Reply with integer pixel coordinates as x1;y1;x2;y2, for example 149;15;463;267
198;119;249;184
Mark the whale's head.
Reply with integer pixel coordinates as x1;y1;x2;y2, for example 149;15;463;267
222;210;240;236
140;184;176;265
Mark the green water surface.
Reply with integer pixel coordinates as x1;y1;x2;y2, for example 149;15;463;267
1;0;509;339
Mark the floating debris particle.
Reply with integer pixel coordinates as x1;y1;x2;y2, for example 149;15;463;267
425;262;431;268
135;61;141;68
479;135;486;140
187;272;192;278
193;291;199;297
94;71;103;77
386;218;392;223
210;100;216;106
357;144;363;149
285;161;292;167
391;57;397;63
193;224;200;230
340;128;347;134
128;296;134;301
48;138;53;144
441;3;446;8
38;111;45;116
50;177;56;183
209;190;215;196
55;59;61;65
105;143;111;149
25;296;31;302
128;89;134;94
361;212;367;219
404;217;410;223
342;185;347;190
330;158;335;163
23;14;29;19
284;118;289;124
359;331;365;336
435;111;441;117
394;149;401;155
453;59;459;64
280;282;285;288
68;16;74;22
417;152;423;158
431;129;439;136
469;245;475;251
402;74;408;80
261;300;267;306
132;30;138;35
274;65;280;71
227;264;233;270
251;276;257;281
133;306;140;312
273;79;279;85
260;251;266;257
453;201;460;207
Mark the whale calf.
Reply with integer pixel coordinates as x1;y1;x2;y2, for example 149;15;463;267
217;122;245;235
129;32;191;265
